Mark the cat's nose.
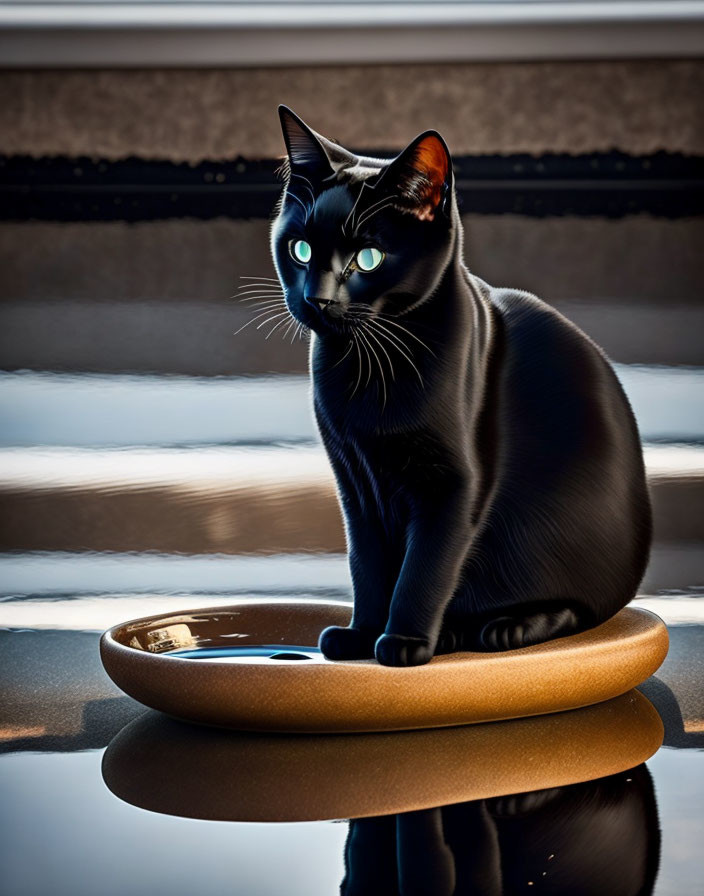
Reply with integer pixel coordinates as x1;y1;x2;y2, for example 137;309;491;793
305;296;343;317
305;296;328;312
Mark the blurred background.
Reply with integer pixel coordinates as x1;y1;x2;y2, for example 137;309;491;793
1;4;704;896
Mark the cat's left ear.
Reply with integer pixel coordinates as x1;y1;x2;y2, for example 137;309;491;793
278;105;333;181
278;105;355;183
383;131;453;222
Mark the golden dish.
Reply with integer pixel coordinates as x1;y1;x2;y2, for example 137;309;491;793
100;600;668;733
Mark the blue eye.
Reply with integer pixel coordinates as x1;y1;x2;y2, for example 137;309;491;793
290;240;312;264
356;247;384;272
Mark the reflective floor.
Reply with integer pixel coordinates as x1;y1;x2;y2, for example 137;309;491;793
0;625;703;895
1;195;703;893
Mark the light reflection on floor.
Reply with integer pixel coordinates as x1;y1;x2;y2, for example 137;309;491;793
0;733;701;895
0;750;348;896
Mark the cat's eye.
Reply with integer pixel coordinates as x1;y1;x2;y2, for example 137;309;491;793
356;247;384;273
290;239;312;264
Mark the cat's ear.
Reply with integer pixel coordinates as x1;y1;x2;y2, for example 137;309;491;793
383;131;453;222
278;105;337;182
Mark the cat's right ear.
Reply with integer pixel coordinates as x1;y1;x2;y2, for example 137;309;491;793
278;105;335;182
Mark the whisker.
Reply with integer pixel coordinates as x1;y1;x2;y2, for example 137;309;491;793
265;314;294;339
238;299;286;309
362;322;396;384
369;319;422;378
231;288;283;300
239;304;286;315
236;284;284;294
358;326;386;409
235;292;283;301
346;303;435;357
237;292;285;301
358;330;373;389
256;311;290;331
330;339;354;369
350;332;364;399
281;317;297;340
374;314;437;356
234;308;288;335
368;319;424;387
239;305;286;315
239;275;280;281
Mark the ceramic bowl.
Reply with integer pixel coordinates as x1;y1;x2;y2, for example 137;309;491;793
100;600;668;733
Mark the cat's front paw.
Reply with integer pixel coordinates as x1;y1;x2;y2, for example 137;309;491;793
375;633;433;667
319;625;378;660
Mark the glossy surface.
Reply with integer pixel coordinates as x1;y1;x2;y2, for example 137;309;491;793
102;690;663;822
1;619;702;895
100;601;668;732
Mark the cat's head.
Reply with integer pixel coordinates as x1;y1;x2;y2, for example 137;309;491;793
271;105;457;336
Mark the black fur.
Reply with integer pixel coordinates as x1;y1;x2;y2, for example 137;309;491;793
341;765;661;895
271;106;652;667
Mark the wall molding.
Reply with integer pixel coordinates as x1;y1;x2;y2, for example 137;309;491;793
1;1;704;66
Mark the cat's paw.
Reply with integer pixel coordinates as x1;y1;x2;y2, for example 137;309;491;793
480;607;580;651
375;633;433;667
479;617;525;650
319;625;377;660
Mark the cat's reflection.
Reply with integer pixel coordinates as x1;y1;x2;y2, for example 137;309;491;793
342;765;660;896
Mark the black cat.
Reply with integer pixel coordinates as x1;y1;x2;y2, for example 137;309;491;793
270;105;651;667
341;765;661;895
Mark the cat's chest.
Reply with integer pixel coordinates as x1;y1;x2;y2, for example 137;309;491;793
312;348;428;434
341;435;411;531
347;431;445;498
359;437;408;486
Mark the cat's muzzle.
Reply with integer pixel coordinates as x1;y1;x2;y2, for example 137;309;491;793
305;296;344;319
